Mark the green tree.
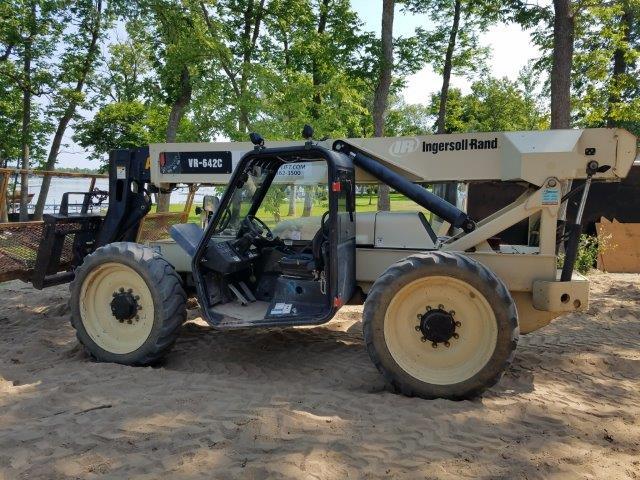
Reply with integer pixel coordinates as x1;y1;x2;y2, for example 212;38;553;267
405;0;501;208
385;98;431;136
73;101;196;167
373;0;395;212
572;0;640;135
0;0;64;219
93;20;154;104
405;0;500;134
430;74;549;133
263;184;287;222
34;0;111;219
190;0;375;141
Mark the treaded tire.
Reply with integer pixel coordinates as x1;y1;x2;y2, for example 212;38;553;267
69;242;187;365
363;251;519;400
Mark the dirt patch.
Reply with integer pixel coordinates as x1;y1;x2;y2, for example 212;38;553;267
0;273;639;479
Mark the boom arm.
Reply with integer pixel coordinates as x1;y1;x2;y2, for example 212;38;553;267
149;128;637;188
333;140;476;232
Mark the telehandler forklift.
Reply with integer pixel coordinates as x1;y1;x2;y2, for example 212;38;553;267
18;127;637;399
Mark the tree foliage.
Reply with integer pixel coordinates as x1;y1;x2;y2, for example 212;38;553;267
431;74;549;133
0;0;638;216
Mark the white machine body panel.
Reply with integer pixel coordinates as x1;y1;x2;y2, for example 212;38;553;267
150;128;636;187
356;211;436;249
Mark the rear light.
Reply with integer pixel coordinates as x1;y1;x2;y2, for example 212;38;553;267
159;152;166;167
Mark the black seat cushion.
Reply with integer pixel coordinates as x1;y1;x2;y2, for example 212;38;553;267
170;223;204;257
278;224;327;278
279;253;316;278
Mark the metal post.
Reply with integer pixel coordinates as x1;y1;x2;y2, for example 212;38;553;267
183;184;199;222
560;175;593;281
0;172;9;222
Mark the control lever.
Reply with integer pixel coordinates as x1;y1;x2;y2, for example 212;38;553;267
233;233;253;255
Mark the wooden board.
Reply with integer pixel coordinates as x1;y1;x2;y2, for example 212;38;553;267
596;218;640;273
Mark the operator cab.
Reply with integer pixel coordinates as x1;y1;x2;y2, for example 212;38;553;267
172;144;356;329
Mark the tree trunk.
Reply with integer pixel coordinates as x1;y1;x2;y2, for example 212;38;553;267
287;184;296;216
373;0;395;212
436;0;461;134
157;65;192;212
0;152;6;222
433;0;461;211
606;5;631;128
550;0;574;130
33;0;103;220
551;0;575;241
237;0;265;134
302;186;313;217
311;0;330;120
166;67;192;142
18;2;36;221
373;0;394;136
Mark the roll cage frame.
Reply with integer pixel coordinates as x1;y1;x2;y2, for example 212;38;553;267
191;144;357;328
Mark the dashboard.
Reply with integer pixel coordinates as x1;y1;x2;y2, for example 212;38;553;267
202;239;259;274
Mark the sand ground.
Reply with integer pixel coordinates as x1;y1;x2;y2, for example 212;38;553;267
0;272;638;479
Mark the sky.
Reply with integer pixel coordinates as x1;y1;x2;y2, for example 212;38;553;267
54;2;542;169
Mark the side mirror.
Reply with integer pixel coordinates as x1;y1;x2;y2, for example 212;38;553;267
202;195;220;213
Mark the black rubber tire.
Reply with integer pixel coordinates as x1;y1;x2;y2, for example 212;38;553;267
69;242;187;366
363;251;519;400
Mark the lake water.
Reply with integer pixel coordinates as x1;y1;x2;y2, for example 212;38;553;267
7;177;223;214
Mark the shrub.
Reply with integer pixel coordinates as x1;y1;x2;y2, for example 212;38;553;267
558;233;615;274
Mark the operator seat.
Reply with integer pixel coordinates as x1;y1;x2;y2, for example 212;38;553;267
278;227;326;278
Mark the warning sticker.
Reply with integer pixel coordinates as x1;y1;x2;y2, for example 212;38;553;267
270;303;293;315
116;166;126;180
542;188;560;205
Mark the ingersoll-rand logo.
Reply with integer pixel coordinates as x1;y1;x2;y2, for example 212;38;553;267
388;138;420;157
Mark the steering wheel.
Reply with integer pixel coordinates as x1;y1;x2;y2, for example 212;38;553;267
243;215;274;240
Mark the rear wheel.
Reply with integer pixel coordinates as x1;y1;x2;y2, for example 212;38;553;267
363;251;518;400
69;242;187;365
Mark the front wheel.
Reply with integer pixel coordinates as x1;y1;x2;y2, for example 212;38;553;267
69;242;187;365
363;251;518;400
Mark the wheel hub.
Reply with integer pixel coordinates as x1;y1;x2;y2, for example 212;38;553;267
416;305;461;348
110;288;140;323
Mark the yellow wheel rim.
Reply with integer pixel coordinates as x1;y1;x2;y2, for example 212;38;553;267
384;275;497;385
80;262;154;355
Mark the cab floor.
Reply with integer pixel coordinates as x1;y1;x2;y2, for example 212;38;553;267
211;301;270;324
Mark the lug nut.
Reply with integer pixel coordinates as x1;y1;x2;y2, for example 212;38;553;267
119;287;124;293
449;310;455;316
415;325;421;331
453;333;459;339
112;292;117;297
444;341;450;348
432;342;438;349
455;321;461;327
134;295;140;300
127;288;133;293
127;319;132;324
438;304;444;310
425;306;431;311
137;305;142;310
421;337;427;343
